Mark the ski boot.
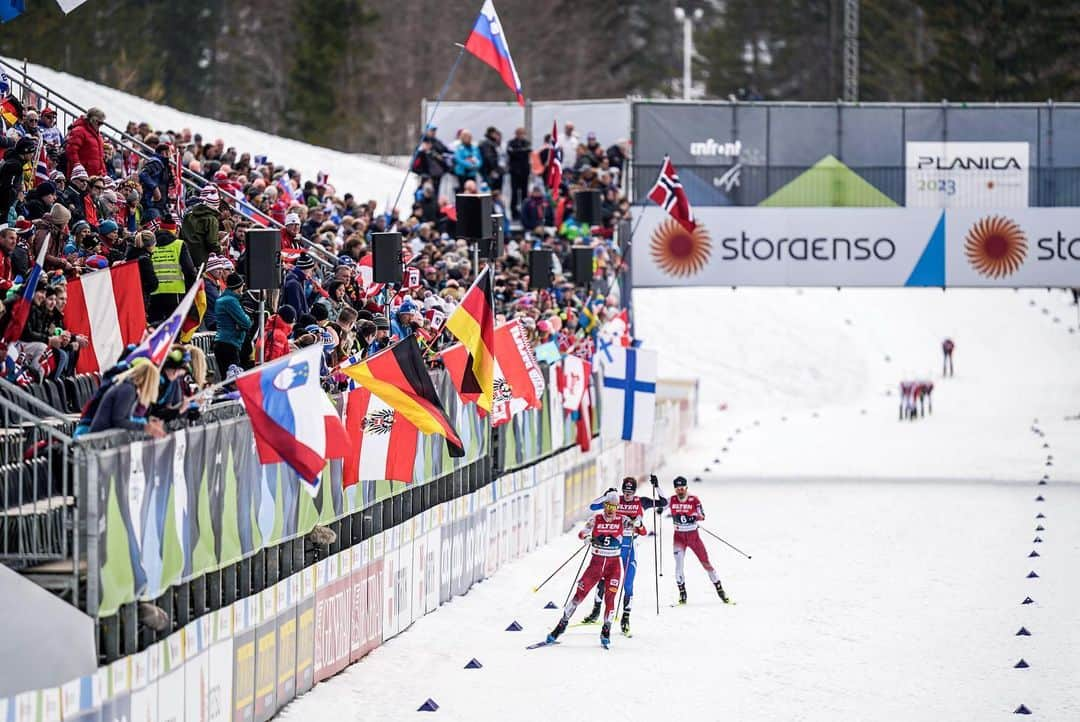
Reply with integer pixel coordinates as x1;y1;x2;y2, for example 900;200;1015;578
600;622;612;649
677;582;687;605
580;600;602;624
715;581;731;604
620;610;631;636
546;617;568;644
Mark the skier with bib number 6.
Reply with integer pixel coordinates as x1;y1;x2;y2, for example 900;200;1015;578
669;476;731;605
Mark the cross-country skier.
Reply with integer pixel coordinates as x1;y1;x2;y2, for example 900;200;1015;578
579;475;667;635
546;491;646;648
942;338;955;376
668;476;730;604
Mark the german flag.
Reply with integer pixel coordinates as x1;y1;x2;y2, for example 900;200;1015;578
341;338;464;457
0;95;23;127
444;266;496;413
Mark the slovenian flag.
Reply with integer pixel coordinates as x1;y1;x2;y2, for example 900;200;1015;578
464;0;524;106
235;344;350;493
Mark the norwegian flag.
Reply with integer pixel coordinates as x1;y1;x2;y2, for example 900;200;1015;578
544;119;562;201
648;156;696;233
33;138;49;187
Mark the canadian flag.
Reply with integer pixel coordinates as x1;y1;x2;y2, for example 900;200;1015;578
63;262;147;373
342;385;419;487
648;156;696;233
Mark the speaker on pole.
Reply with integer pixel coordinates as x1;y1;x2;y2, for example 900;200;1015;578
528;249;554;290
573;189;602;226
371;232;403;284
456;193;493;240
479;213;505;259
244;228;282;290
571;245;593;286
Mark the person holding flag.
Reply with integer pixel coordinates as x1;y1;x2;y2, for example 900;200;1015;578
443;266;496;413
648;155;696;233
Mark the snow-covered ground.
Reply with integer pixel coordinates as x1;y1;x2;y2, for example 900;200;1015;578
279;286;1080;721
5;57;415;208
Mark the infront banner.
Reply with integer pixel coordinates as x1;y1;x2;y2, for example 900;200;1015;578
634;206;1080;287
905;142;1029;208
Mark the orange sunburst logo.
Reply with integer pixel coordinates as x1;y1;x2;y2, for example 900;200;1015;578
964;215;1027;279
650;219;712;277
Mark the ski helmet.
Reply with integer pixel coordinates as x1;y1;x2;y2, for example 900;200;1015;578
673;476;688;488
621;477;637;494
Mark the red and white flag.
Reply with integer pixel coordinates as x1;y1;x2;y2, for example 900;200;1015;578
63;262;147;373
491;320;545;426
648;156;696;233
557;354;592;452
544;119;562;201
356;255;385;299
342;385;419;487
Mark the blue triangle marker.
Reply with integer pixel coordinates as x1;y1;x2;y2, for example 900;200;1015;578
465;658;483;669
1033;537;1042;543
1022;597;1035;604
904;211;946;286
418;699;439;712
1036;513;1045;519
1036;525;1045;531
1027;571;1039;578
1014;659;1029;669
1014;704;1032;714
1029;550;1039;557
506;621;523;631
1038;480;1047;485
1016;627;1031;636
544;601;557;609
1035;495;1045;501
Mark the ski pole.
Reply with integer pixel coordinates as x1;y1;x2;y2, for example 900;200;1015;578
652;483;660;615
532;541;588;593
562;542;591;608
698;525;753;559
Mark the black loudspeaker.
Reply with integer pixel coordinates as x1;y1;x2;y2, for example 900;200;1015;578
573;189;602;225
571;245;593;286
456;193;493;240
244;228;282;290
478;214;505;259
371;232;403;284
528;249;554;290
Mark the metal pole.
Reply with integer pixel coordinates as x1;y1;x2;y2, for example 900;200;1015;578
257;293;266;365
682;18;691;100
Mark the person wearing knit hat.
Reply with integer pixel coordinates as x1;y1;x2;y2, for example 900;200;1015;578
199;184;220;209
68;163;89;182
180;182;222;270
294;253;315;270
263;304;296;361
213;271;252;373
284;212;301;227
367;314;392;356
99;219;119;237
199;254;232;332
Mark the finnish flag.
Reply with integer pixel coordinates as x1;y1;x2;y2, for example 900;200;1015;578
600;346;658;443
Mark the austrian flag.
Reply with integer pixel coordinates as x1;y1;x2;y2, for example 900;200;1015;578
648;156;696;233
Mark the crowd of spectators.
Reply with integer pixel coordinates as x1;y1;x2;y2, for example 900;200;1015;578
0;96;631;435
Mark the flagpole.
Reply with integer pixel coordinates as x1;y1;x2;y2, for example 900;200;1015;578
391;44;468;215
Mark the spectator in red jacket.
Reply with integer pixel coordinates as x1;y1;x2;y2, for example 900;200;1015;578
65;108;107;178
262;304;296;361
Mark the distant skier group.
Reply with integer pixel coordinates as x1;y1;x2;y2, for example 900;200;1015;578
542;475;730;650
896;338;953;421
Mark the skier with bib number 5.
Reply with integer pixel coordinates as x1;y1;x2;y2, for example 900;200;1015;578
545;491;647;648
669;476;731;605
579;475;668;635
